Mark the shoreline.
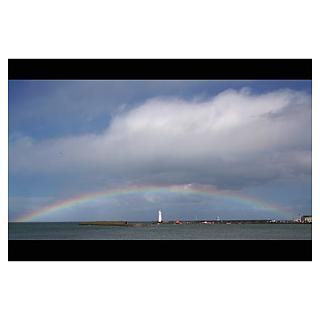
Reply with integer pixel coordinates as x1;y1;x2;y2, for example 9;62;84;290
9;220;312;225
77;219;311;227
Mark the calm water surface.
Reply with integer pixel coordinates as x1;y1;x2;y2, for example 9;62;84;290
9;222;312;240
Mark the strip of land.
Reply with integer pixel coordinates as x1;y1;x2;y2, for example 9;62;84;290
79;219;311;227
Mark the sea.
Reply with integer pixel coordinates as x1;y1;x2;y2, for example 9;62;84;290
9;222;312;240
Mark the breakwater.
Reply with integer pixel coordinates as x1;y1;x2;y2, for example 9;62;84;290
79;219;311;226
79;221;144;227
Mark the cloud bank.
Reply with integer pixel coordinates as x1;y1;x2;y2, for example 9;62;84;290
10;88;311;190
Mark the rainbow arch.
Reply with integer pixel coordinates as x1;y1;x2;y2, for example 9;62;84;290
16;184;292;222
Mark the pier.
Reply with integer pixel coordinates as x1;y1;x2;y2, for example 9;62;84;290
79;218;311;227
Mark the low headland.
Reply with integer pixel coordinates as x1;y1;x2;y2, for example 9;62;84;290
79;218;311;227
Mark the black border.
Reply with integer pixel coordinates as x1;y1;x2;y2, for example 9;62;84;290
8;240;312;261
8;59;311;80
8;59;312;261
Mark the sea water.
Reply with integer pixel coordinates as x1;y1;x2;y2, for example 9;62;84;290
9;222;312;240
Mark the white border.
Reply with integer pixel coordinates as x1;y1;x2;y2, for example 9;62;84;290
0;1;319;320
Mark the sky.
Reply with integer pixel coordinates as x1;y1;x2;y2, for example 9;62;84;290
8;80;312;222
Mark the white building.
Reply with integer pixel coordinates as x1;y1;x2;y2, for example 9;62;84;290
158;210;162;223
301;215;312;223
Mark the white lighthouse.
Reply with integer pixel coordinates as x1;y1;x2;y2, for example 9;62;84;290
158;210;163;223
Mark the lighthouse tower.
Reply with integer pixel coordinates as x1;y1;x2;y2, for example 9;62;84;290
158;210;163;223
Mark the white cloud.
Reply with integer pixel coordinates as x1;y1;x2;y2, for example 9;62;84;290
9;88;311;189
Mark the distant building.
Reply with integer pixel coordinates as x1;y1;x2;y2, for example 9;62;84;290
158;210;163;223
301;215;312;223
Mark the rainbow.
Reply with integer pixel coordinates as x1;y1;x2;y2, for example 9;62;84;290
16;184;292;222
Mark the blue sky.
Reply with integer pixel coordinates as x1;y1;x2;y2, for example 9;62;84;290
9;80;311;221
